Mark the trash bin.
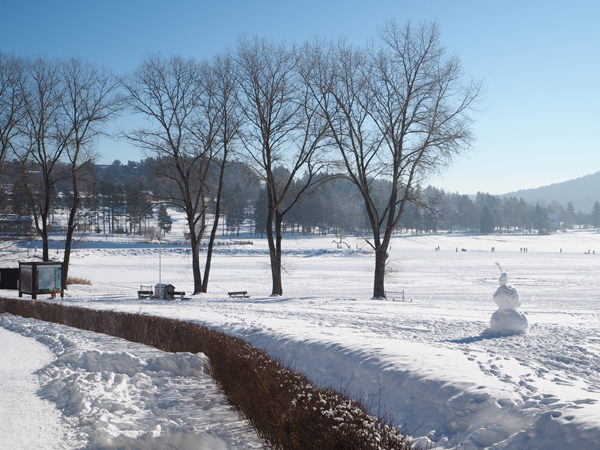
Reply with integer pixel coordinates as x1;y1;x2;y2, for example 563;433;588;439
0;268;19;289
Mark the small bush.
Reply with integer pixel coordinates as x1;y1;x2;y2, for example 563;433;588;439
0;298;414;450
66;277;92;286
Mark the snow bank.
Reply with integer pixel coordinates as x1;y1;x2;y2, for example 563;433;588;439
0;315;264;450
223;323;600;449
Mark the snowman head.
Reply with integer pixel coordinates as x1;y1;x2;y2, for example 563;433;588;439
499;272;508;286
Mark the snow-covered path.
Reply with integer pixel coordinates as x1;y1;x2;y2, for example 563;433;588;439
0;315;264;450
0;327;66;450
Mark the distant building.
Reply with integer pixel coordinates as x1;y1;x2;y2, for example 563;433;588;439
48;223;64;233
548;213;560;229
0;215;33;235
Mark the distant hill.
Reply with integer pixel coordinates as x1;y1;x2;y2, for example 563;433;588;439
501;171;600;212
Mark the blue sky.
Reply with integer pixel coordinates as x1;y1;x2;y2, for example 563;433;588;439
2;0;598;195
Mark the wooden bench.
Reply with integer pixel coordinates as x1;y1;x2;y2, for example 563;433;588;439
228;291;249;298
137;286;153;299
168;291;186;300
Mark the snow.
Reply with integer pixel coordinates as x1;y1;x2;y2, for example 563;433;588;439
0;316;265;449
0;326;66;450
2;227;600;449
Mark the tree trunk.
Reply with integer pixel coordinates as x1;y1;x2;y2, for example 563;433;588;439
190;232;202;294
41;207;50;262
266;209;283;296
202;216;218;294
41;227;49;261
63;196;79;289
373;245;388;299
202;157;228;293
275;211;283;295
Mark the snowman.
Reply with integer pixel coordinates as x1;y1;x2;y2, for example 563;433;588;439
489;263;528;335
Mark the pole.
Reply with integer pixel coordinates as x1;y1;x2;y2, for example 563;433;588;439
158;232;162;299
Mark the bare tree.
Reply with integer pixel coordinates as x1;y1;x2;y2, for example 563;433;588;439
17;56;68;261
306;21;481;298
0;53;26;174
122;54;227;294
235;36;329;296
0;53;31;254
58;57;121;284
200;53;241;293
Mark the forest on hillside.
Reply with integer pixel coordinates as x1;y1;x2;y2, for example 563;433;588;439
2;158;599;241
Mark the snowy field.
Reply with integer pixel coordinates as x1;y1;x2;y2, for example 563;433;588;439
2;229;600;449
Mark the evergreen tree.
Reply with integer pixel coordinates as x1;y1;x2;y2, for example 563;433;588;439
402;202;424;234
423;212;438;233
531;203;550;232
591;201;600;229
223;183;246;236
479;205;495;234
157;204;172;236
253;188;268;238
125;183;153;235
560;207;575;230
456;195;475;232
475;192;500;231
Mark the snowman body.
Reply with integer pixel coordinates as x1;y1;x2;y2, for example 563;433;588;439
490;272;528;335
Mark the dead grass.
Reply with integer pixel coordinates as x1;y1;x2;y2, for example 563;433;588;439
66;276;92;286
0;297;415;450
